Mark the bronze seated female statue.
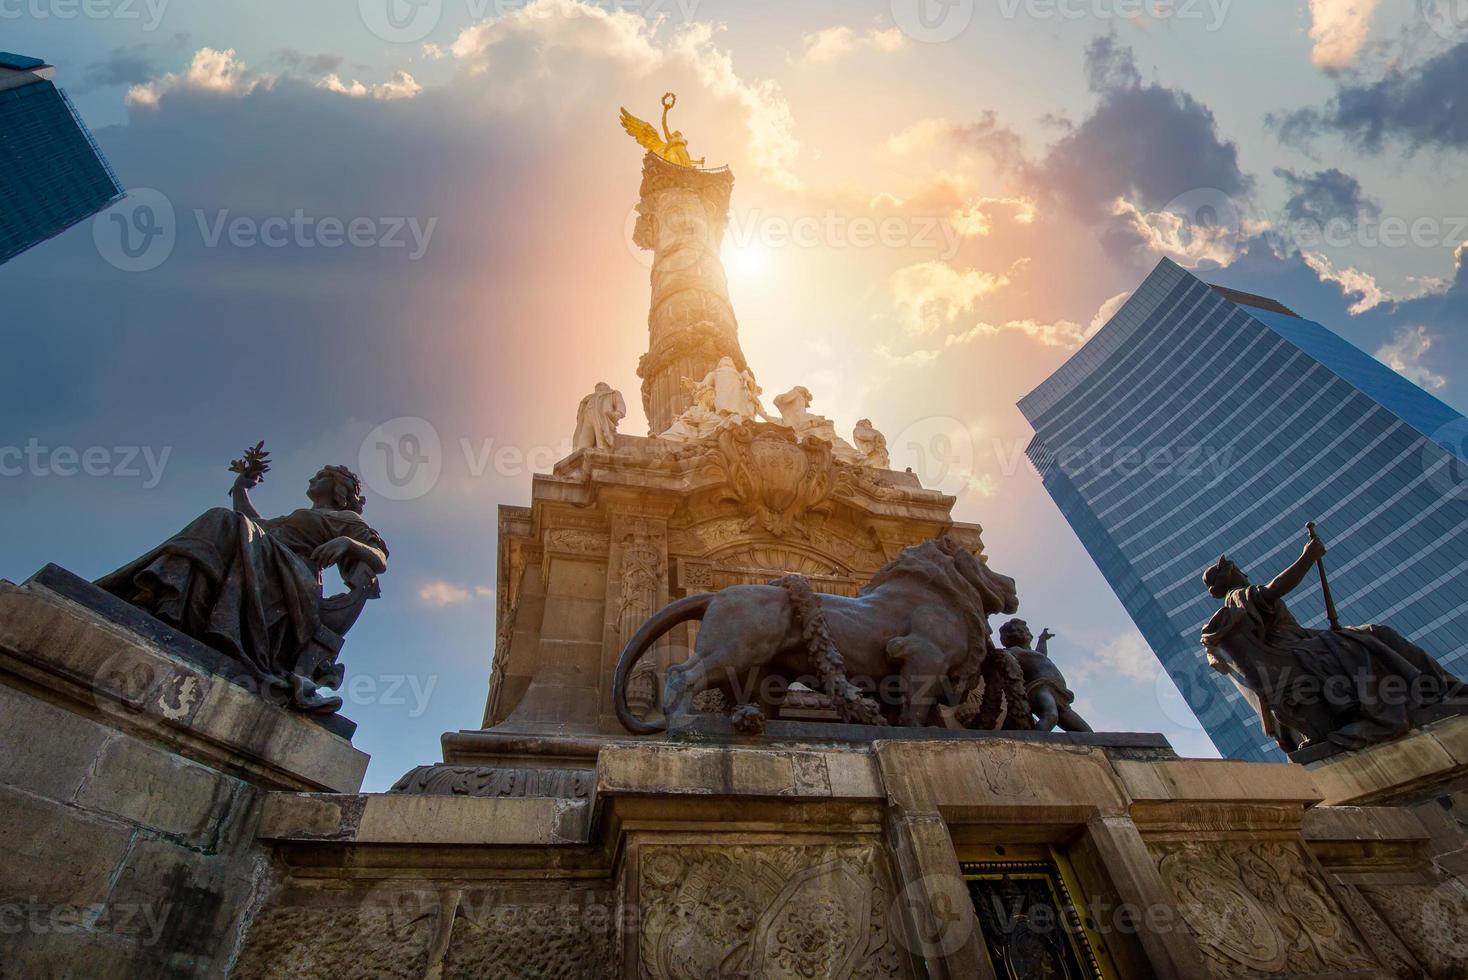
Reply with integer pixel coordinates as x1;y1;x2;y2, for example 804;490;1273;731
96;444;387;715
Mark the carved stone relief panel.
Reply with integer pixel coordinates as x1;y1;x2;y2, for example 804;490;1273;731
634;841;913;980
1331;882;1423;979
1359;881;1468;979
612;519;666;651
443;885;616;980
1150;839;1381;978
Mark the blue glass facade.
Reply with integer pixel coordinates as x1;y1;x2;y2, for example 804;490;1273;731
0;56;125;264
1020;258;1468;762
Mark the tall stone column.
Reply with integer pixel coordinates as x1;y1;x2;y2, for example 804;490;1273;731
632;152;747;436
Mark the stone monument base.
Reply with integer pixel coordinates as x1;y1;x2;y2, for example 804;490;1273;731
232;725;1468;978
5;571;1468;977
0;573;367;978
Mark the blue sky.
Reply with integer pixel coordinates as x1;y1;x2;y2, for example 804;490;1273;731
3;0;1466;788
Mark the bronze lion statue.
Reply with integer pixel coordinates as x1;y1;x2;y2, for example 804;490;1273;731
613;536;1020;733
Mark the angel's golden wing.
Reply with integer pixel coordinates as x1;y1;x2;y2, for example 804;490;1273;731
619;107;667;157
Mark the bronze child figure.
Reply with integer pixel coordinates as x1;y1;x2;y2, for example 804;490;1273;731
97;443;388;715
998;619;1092;733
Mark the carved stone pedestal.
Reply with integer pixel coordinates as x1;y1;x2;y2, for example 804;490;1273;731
214;729;1467;979
484;435;984;740
1300;715;1468;978
0;573;367;978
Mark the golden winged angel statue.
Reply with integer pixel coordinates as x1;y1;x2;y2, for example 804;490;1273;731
619;92;705;168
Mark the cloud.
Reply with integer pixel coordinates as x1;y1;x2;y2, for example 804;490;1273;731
275;49;345;75
887;111;1026;174
1300;250;1389;314
1307;0;1383;70
77;44;159;93
319;70;423;101
890;261;1010;335
1083;33;1142;92
1275;167;1380;229
1273;42;1468;153
950;196;1037;237
127;47;275;107
1090;291;1131;335
1079;631;1158;682
448;1;802;190
1376;324;1448;391
887;288;1127;365
418;580;493;607
1107;197;1245;268
800;26;905;64
1037;37;1251;223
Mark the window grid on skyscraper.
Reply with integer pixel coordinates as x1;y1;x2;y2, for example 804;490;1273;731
1020;258;1468;763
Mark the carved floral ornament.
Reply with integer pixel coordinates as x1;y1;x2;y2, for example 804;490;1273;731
638;843;908;980
1154;840;1378;978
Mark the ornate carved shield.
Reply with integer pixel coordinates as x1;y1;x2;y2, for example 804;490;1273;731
706;421;850;537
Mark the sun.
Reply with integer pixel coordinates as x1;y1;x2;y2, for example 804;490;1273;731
724;240;771;280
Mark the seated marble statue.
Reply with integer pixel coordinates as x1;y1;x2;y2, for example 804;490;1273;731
96;445;388;715
852;418;890;469
660;378;726;443
998;620;1092;733
572;382;626;452
771;386;863;462
1201;535;1465;755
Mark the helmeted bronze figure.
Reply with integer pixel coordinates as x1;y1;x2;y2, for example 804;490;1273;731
97;442;388;715
1201;526;1464;756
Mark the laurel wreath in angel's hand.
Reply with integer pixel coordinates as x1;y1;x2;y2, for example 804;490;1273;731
228;441;272;486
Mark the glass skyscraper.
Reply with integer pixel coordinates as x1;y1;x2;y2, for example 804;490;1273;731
1020;258;1468;762
0;52;126;265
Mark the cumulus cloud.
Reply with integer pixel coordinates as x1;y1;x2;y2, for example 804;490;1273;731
1274;42;1468;153
1300;251;1390;314
887;111;1026;174
1376;324;1448;391
447;1;802;190
275;49;344;75
1275;167;1380;229
1107;197;1245;268
800;26;905;64
1090;291;1131;335
1037;36;1251;223
77;44;159;93
319;70;423;101
890;261;1010;335
1079;631;1158;682
1307;0;1383;70
419;580;494;607
127;47;273;107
